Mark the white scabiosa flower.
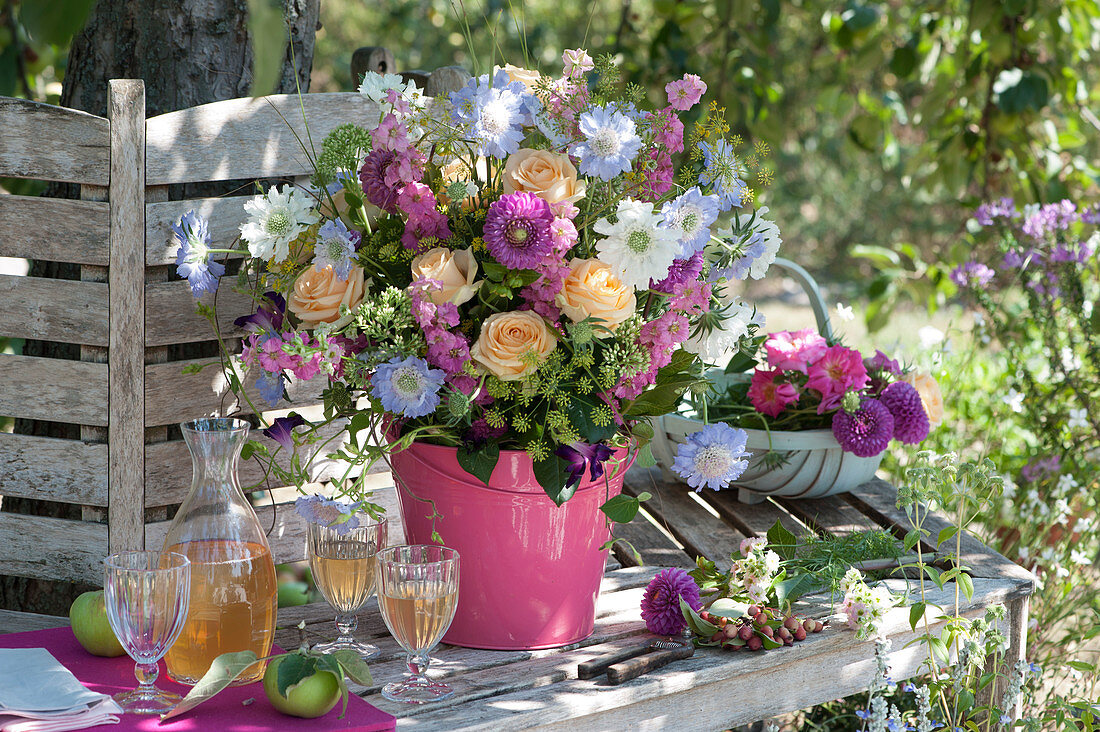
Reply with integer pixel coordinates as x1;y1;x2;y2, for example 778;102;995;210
716;206;783;280
239;185;319;263
357;71;407;103
593;198;680;290
682;280;765;363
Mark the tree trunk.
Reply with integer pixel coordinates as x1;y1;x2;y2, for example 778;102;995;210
2;0;320;616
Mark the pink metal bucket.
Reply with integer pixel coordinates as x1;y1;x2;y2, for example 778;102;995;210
390;441;633;650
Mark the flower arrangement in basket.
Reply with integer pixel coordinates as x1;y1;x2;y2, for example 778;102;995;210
656;264;943;503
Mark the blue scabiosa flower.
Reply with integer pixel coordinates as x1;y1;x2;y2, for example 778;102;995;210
570;106;643;181
698;139;748;210
724;231;768;281
371;356;446;418
173;210;224;296
295;495;361;535
672;422;751;491
256;370;285;406
661;187;721;256
450;70;531;159
312;219;359;280
263;413;306;451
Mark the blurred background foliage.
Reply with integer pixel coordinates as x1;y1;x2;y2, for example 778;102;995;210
2;0;1098;305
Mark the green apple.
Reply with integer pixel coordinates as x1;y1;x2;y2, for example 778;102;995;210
277;579;310;608
69;590;125;657
263;653;342;719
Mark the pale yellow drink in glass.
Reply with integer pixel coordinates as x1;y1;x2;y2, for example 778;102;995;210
310;541;378;614
380;587;459;653
164;539;277;685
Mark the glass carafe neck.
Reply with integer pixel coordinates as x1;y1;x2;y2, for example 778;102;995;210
181;418;250;492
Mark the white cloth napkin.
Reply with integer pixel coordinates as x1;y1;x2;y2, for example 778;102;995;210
0;649;121;731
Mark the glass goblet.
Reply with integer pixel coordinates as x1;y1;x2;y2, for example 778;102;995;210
103;551;191;714
377;544;460;704
307;515;388;659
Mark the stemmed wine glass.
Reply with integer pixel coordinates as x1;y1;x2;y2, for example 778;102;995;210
377;545;460;703
307;515;388;659
103;551;191;714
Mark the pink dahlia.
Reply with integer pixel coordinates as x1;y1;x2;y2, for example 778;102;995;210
879;381;930;444
483;192;554;269
359;149;401;212
832;398;894;457
765;329;828;373
640;567;702;636
806;345;869;414
748;368;800;418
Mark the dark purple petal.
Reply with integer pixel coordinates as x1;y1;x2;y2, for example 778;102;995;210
234;291;286;333
263;413;305;451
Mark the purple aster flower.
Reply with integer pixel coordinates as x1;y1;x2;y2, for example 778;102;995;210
697;138;748;211
263;413;306;451
949;261;995;288
1081;204;1100;224
371;355;446;418
295;495;361;535
234;291;286;341
832;397;894;457
256;370;285;406
1001;248;1035;271
483;192;554;269
661;187;720;256
880;381;930;444
672;422;752;491
359;149;400;212
1022;199;1077;240
974;197;1017;226
555;441;615;489
312;219;359;280
640;567;702;636
173;210;224;296
650;252;705;293
569;105;643;181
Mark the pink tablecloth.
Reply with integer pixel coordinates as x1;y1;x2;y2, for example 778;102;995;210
0;628;396;732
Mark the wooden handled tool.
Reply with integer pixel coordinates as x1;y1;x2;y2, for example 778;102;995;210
606;644;694;685
578;641;656;680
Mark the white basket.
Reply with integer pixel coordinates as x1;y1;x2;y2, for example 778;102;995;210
650;257;882;503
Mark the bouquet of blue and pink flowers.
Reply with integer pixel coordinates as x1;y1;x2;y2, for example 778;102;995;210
693;328;939;460
173;50;784;507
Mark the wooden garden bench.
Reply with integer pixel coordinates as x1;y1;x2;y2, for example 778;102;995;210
0;81;1035;729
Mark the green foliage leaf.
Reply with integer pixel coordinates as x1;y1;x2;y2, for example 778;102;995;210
680;596;719;636
532;455;574;505
956;571;974;602
909;601;926;630
456;442;500;486
19;0;97;45
706;597;751;618
566;393;618;444
634;442;657;468
600;493;642;524
766;520;798;561
247;0;288;96
773;574;817;606
993;68;1050;114
957;688;975;712
160;651;260;721
936;525;958;546
276;651;315;697
903;528;922;552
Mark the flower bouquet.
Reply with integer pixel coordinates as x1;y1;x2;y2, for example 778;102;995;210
659;327;942;502
173;51;783;647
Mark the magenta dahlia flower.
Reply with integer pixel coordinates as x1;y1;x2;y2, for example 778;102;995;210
879;381;930;444
640;567;702;636
359;149;400;212
483;192;554;269
832;397;894;458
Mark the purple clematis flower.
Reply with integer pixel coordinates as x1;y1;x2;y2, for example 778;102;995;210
262;413;306;451
555;441;615;488
234;291;286;337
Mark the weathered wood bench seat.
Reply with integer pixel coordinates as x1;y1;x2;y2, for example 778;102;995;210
1;470;1034;730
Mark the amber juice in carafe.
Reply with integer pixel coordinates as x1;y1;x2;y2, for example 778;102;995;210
164;539;277;684
161;418;278;686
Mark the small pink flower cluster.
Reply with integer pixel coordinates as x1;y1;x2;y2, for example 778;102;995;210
748;329;869;417
520;202;580;321
409;282;480;398
241;331;335;382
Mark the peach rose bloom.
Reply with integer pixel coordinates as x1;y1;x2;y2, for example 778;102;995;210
472;310;557;381
904;371;944;429
288;264;366;330
503;149;586;206
502;64;541;93
555;258;636;335
410;247;482;306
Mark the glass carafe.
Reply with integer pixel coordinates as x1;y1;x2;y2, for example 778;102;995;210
161;418;277;685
